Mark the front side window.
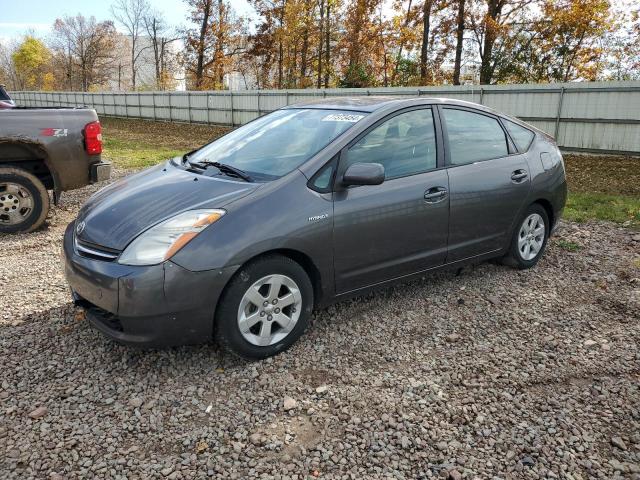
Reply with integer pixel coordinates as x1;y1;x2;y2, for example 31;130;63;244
345;108;437;179
503;119;535;152
443;108;508;165
188;109;366;180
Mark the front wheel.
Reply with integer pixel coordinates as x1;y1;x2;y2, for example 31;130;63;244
0;167;50;234
216;255;314;360
502;204;549;269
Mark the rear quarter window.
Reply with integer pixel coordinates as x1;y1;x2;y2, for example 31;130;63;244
0;86;11;101
503;119;535;152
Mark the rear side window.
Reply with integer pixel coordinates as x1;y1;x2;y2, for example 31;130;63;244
503;119;535;152
0;86;10;101
443;108;508;165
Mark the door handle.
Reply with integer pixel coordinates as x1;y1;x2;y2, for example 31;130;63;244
511;170;528;182
424;187;447;203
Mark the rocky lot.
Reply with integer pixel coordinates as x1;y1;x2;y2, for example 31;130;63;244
1;173;639;479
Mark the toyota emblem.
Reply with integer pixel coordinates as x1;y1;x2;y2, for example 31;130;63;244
76;221;86;235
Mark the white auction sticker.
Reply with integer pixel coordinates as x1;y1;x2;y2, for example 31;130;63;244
321;113;364;123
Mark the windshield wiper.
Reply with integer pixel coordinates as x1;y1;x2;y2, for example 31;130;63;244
190;160;253;182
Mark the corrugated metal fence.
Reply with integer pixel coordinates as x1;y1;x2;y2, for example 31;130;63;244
11;81;640;154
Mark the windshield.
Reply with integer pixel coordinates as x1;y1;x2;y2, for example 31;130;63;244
188;108;366;180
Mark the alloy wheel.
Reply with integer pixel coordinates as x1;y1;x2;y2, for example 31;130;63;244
517;213;545;261
237;274;303;346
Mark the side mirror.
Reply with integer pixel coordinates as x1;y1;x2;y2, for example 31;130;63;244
342;162;385;186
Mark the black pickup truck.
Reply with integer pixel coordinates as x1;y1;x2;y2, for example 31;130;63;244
0;86;111;233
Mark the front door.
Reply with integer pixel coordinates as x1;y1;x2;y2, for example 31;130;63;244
441;107;531;262
332;107;449;293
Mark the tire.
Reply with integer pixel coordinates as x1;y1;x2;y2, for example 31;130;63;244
216;255;314;360
0;167;50;234
502;203;549;269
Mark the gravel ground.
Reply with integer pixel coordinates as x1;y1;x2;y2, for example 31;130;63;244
1;174;639;480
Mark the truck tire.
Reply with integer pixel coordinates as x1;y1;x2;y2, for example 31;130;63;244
0;167;50;234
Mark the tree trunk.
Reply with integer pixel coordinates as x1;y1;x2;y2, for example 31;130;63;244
453;0;465;85
300;26;309;85
131;38;137;89
317;0;324;88
420;0;433;84
479;0;500;85
278;0;285;88
196;0;212;89
324;1;330;87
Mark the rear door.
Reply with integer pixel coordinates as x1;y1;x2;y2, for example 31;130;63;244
332;107;449;293
441;106;531;262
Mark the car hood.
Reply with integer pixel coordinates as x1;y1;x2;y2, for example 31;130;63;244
76;161;259;251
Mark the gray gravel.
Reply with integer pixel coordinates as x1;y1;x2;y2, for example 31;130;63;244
1;176;639;479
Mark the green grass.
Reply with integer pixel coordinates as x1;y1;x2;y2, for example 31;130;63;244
103;138;185;169
100;117;229;170
555;239;582;252
564;192;640;229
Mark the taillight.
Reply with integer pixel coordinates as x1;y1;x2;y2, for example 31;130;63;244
84;121;102;155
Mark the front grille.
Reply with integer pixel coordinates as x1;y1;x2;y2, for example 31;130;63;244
74;236;120;262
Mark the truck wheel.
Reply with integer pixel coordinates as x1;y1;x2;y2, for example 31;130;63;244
0;167;50;234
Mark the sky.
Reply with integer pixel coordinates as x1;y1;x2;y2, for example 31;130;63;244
0;0;255;44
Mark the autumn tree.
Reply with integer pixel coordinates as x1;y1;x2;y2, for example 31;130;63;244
390;0;418;85
184;0;247;89
339;0;384;87
466;0;539;84
11;37;54;90
532;0;612;81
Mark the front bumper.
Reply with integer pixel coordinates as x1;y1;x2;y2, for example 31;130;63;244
62;222;238;347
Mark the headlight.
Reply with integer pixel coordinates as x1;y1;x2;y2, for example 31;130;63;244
118;209;225;265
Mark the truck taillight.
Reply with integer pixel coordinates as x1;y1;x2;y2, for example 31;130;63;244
84;121;102;155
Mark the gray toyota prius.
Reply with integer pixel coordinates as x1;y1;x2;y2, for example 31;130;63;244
63;97;567;359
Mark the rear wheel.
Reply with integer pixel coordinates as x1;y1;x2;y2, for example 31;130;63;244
502;204;549;269
0;167;50;234
216;255;314;360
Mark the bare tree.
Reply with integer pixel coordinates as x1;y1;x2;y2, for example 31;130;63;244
52;15;117;91
143;10;179;90
111;0;150;89
0;41;20;90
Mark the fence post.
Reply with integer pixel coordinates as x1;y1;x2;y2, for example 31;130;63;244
479;88;484;105
554;87;565;141
187;92;193;123
206;93;211;125
257;90;261;117
152;92;157;121
230;91;235;127
168;93;173;122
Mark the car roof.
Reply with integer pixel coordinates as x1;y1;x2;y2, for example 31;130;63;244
285;95;502;115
